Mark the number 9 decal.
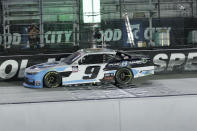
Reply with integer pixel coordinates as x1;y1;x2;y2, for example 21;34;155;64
83;66;101;80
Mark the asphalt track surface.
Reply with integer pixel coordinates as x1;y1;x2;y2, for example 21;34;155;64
0;74;197;104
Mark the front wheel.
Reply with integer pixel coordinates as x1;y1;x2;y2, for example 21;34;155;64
115;68;133;85
43;71;61;88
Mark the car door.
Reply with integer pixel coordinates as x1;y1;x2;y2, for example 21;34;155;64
62;54;106;85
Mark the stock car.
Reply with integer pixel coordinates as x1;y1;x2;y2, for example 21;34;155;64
23;48;154;88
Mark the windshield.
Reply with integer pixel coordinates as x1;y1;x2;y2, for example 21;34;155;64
61;52;81;65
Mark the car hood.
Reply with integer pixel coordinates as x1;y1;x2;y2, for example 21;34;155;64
30;62;61;70
25;61;69;74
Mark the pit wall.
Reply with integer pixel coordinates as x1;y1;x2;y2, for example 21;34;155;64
0;96;197;131
1;48;197;81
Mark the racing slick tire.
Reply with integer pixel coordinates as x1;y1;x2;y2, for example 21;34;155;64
115;68;133;85
43;71;62;88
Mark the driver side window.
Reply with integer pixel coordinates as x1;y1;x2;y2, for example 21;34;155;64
79;54;104;65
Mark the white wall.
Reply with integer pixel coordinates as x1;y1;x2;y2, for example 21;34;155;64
120;96;197;131
0;96;197;131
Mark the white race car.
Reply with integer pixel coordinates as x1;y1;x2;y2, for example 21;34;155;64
24;48;154;88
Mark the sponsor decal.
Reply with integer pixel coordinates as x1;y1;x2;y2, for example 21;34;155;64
121;61;129;67
35;81;41;86
104;73;114;77
104;73;114;80
107;63;121;67
72;66;78;72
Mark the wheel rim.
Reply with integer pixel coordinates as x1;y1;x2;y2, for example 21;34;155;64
116;69;133;83
45;73;60;88
47;74;57;85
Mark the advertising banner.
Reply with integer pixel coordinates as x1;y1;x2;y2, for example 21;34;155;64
1;48;197;81
80;18;187;48
44;23;73;45
122;20;144;47
127;48;197;74
0;18;197;50
0;25;3;49
0;23;74;49
97;18;185;48
0;53;69;81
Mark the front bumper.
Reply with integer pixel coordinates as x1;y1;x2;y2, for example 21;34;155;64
23;74;43;88
23;82;42;88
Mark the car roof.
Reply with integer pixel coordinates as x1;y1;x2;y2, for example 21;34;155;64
79;48;116;55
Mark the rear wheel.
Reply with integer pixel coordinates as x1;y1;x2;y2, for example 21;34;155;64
44;71;61;88
115;68;133;85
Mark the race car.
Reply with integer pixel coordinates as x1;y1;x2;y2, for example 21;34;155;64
23;48;154;88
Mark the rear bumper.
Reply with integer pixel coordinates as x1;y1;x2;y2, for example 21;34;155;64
132;66;154;78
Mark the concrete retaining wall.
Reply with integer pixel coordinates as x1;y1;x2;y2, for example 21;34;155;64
0;96;197;131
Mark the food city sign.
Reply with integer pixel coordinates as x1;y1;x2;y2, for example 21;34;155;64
0;51;197;80
0;31;73;45
0;25;171;46
0;33;21;45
